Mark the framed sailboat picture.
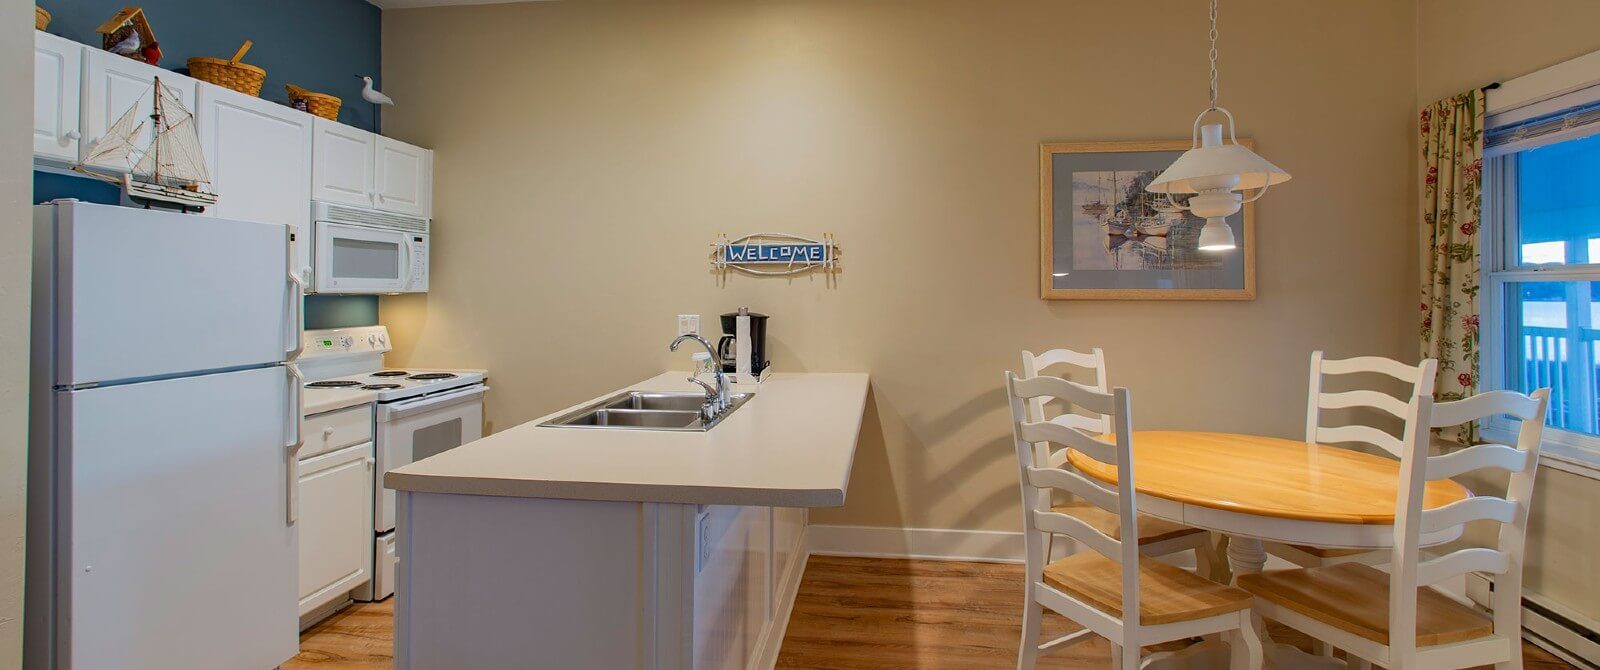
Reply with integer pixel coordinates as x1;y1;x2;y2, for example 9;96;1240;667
1040;140;1255;300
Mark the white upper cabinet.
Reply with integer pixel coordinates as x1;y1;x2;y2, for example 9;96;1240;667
373;136;432;218
311;117;377;209
34;31;82;163
82;48;197;166
197;84;315;283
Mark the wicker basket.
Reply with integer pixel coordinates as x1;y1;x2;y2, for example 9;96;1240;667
35;6;50;31
188;41;266;96
286;84;341;121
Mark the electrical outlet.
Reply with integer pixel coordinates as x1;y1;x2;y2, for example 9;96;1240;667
677;314;700;336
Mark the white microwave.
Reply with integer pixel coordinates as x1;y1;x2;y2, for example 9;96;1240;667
312;201;429;294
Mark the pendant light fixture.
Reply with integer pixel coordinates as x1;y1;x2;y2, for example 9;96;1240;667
1146;0;1290;251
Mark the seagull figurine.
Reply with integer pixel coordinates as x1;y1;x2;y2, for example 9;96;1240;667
356;75;394;131
357;76;394;106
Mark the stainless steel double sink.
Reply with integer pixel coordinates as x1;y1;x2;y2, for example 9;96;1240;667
538;390;754;432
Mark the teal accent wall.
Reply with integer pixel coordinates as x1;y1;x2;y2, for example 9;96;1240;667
36;0;380;130
306;295;379;329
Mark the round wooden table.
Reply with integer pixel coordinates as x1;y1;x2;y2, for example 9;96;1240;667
1065;430;1473;669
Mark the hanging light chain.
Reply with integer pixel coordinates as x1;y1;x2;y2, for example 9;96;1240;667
1208;0;1219;110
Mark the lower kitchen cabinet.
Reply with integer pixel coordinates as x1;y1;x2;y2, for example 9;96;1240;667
297;441;375;619
394;494;808;670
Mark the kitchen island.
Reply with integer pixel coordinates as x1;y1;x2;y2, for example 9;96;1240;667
384;372;869;670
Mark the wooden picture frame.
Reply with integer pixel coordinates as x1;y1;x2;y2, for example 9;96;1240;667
1040;139;1257;300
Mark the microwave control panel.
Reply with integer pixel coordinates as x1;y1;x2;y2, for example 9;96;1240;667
405;234;428;292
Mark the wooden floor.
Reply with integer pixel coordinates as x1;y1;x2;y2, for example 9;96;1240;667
287;555;1576;669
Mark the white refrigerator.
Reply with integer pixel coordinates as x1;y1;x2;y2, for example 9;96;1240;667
27;201;304;669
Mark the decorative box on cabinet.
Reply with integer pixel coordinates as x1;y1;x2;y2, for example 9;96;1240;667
197;83;315;283
34;31;82;163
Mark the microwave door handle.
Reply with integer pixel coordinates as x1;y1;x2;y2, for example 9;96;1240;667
401;234;414;290
285;362;305;525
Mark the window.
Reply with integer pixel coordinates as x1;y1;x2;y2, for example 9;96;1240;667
1485;130;1600;444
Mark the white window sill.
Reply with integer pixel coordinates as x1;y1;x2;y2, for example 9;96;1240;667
1477;424;1600;481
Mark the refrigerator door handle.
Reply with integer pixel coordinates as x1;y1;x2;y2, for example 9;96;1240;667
285;233;307;360
285;362;305;525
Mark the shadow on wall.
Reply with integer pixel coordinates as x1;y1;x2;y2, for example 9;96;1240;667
819;382;1018;532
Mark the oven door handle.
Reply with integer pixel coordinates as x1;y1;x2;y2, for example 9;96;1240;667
380;384;489;421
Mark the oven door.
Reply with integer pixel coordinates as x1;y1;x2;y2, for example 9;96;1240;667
374;384;486;532
313;221;412;294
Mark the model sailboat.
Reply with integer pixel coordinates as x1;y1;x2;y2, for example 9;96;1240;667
74;76;217;212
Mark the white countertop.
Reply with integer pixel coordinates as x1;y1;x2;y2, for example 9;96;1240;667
384;372;869;507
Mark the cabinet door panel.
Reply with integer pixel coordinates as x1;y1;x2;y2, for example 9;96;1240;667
297;442;374;615
34;31;82;162
373;136;430;217
198;84;314;281
312;118;376;208
692;505;771;670
82;50;197;166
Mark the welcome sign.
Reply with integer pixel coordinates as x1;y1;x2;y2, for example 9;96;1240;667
711;233;841;277
722;243;829;264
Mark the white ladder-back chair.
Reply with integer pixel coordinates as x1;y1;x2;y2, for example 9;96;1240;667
1240;387;1550;670
1021;350;1212;569
1006;372;1260;670
1269;351;1441;570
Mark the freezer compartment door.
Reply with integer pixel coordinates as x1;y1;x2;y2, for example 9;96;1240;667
60;366;298;670
41;201;295;386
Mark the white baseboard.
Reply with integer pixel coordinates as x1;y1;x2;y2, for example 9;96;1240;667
753;526;809;670
807;524;1026;563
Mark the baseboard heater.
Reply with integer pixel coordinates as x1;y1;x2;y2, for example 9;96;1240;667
1469;574;1600;668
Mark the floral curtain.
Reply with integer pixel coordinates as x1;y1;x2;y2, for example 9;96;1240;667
1419;90;1485;443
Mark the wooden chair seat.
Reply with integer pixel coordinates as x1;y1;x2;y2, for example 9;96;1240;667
1041;551;1252;625
1237;563;1492;647
1051;501;1204;545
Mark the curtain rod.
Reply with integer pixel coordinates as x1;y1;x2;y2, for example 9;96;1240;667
1482;82;1502;91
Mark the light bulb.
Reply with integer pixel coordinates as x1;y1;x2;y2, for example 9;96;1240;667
1197;217;1235;251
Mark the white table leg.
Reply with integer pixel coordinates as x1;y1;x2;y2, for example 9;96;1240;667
1227;536;1345;670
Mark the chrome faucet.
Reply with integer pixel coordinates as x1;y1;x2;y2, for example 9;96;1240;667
670;334;730;421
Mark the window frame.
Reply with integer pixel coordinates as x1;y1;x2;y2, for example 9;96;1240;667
1481;139;1600;466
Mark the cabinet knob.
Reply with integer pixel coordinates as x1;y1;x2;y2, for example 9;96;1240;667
323;427;336;437
64;130;81;141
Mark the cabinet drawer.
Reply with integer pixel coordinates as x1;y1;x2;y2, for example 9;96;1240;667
302;404;374;459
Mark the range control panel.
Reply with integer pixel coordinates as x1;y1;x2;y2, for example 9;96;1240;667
300;325;393;358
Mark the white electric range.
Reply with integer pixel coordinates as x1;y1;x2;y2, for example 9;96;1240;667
297;326;488;601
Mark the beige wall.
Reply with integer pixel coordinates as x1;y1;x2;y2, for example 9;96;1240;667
1416;0;1600;625
1;0;31;667
380;0;1418;531
1416;0;1600;105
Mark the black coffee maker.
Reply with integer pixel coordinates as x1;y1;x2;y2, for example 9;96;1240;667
716;307;770;376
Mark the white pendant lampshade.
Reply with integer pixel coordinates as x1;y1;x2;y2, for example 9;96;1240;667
1146;0;1290;252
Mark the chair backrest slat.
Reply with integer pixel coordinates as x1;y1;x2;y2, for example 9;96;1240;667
1414;547;1511;588
1418;496;1518;534
1318;389;1412;420
1314;424;1405;456
1026;466;1120;512
1006;370;1139;628
1031;510;1122;562
1019;421;1117;465
1305;350;1437;458
1424;444;1530;482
